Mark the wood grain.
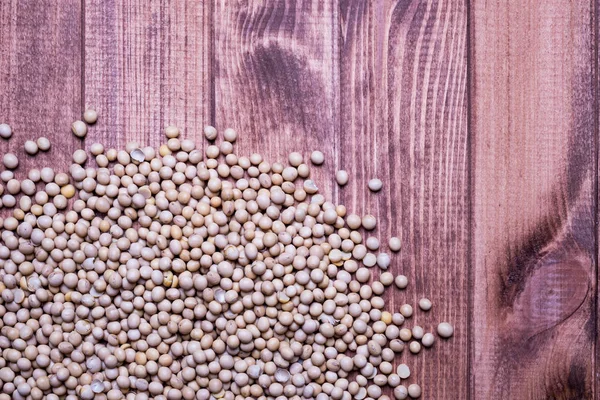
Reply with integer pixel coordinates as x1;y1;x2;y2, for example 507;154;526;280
213;0;339;197
2;1;598;398
471;1;597;398
0;0;81;182
340;1;469;398
84;0;211;149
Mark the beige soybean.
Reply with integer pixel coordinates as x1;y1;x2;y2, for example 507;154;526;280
399;328;412;342
90;143;104;156
421;333;435;348
377;253;390;269
400;304;413;318
288;152;303;167
24;140;38;155
73;149;88;165
0;119;455;399
204;125;217;140
418;298;432;311
394;385;408;400
437;322;454;338
165;125;180;138
362;215;377;230
409;341;421;354
83;109;98;124
310;151;324;165
0;123;12;139
380;272;394;286
395;275;408;289
408;384;422;398
336;170;349;186
389;236;401;252
37;137;51;151
368;178;383;192
3;153;18;169
397;364;410;379
223;128;237;143
71;120;87;138
366;237;380;250
412;326;424;340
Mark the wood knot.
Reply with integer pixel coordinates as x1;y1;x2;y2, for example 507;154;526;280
504;253;590;339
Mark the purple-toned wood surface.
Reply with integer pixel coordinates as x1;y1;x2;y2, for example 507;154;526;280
0;1;597;398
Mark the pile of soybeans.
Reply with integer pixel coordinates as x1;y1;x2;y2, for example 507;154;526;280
0;115;453;400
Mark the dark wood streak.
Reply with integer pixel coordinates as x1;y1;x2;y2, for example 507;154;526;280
213;0;339;200
500;217;564;308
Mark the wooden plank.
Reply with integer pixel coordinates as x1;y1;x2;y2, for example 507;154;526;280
340;1;469;398
0;0;81;182
84;0;211;149
471;1;596;398
213;0;339;198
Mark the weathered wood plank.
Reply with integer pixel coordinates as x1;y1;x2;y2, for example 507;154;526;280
0;0;81;182
213;0;339;198
340;1;469;398
84;0;211;149
471;1;596;398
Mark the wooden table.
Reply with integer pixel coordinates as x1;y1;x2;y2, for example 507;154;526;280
0;1;596;399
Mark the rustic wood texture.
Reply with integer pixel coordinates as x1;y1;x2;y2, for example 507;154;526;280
340;1;469;398
84;0;211;149
2;0;600;398
0;0;81;183
471;1;597;399
213;0;340;198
